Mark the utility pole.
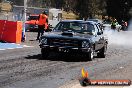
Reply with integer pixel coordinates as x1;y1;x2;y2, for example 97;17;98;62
22;0;27;41
24;0;27;22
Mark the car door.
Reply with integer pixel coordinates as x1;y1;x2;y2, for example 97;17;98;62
86;23;103;51
91;24;101;51
87;23;100;51
95;24;104;49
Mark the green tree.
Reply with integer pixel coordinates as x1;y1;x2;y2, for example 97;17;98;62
74;0;89;19
106;0;132;22
6;0;109;20
74;0;103;20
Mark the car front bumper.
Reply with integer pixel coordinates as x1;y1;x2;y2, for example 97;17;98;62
40;44;91;53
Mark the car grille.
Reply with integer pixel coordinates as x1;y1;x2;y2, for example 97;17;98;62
49;39;79;47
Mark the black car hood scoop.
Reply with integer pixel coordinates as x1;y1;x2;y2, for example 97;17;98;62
61;30;74;36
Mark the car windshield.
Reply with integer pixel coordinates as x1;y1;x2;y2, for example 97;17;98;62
87;19;98;23
54;22;95;33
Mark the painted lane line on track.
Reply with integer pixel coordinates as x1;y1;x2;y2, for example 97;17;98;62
0;46;33;51
0;46;34;50
0;47;23;50
0;43;34;51
22;45;34;47
9;43;34;48
0;49;5;50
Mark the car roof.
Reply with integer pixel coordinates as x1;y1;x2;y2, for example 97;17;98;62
60;20;83;22
60;20;97;25
87;19;103;23
83;21;98;25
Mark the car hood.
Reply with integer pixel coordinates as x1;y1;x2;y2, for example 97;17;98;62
42;32;93;41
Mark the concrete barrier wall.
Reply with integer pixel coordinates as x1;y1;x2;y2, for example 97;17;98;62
0;20;22;44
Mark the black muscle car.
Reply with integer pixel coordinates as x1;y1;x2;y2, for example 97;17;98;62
39;20;108;61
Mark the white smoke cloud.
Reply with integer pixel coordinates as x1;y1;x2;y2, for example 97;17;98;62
103;8;132;46
128;19;132;31
103;25;132;46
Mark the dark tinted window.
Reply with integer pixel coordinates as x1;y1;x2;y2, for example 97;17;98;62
54;21;95;34
54;22;82;32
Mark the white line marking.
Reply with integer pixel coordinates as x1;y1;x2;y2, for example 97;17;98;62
0;49;5;50
0;43;34;51
16;47;23;48
22;45;34;47
7;48;16;50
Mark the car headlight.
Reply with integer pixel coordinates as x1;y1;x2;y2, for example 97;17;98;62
41;38;47;44
82;41;89;48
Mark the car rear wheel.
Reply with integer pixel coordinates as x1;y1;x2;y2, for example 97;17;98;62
97;44;107;58
41;48;50;59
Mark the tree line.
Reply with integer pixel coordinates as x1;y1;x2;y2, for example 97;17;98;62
4;0;132;22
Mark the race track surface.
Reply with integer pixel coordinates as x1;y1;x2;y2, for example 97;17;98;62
0;31;132;88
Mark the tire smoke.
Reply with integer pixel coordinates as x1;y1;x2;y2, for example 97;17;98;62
128;19;132;31
103;24;132;46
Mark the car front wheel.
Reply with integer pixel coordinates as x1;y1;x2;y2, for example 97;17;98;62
97;44;107;58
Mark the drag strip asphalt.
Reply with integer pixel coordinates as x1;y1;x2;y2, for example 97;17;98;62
0;42;33;50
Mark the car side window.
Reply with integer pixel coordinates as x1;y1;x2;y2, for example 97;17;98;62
87;24;95;33
53;22;62;31
62;23;70;30
93;24;99;35
96;24;102;33
54;22;70;31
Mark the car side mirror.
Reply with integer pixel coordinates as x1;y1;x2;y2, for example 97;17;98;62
97;32;102;35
